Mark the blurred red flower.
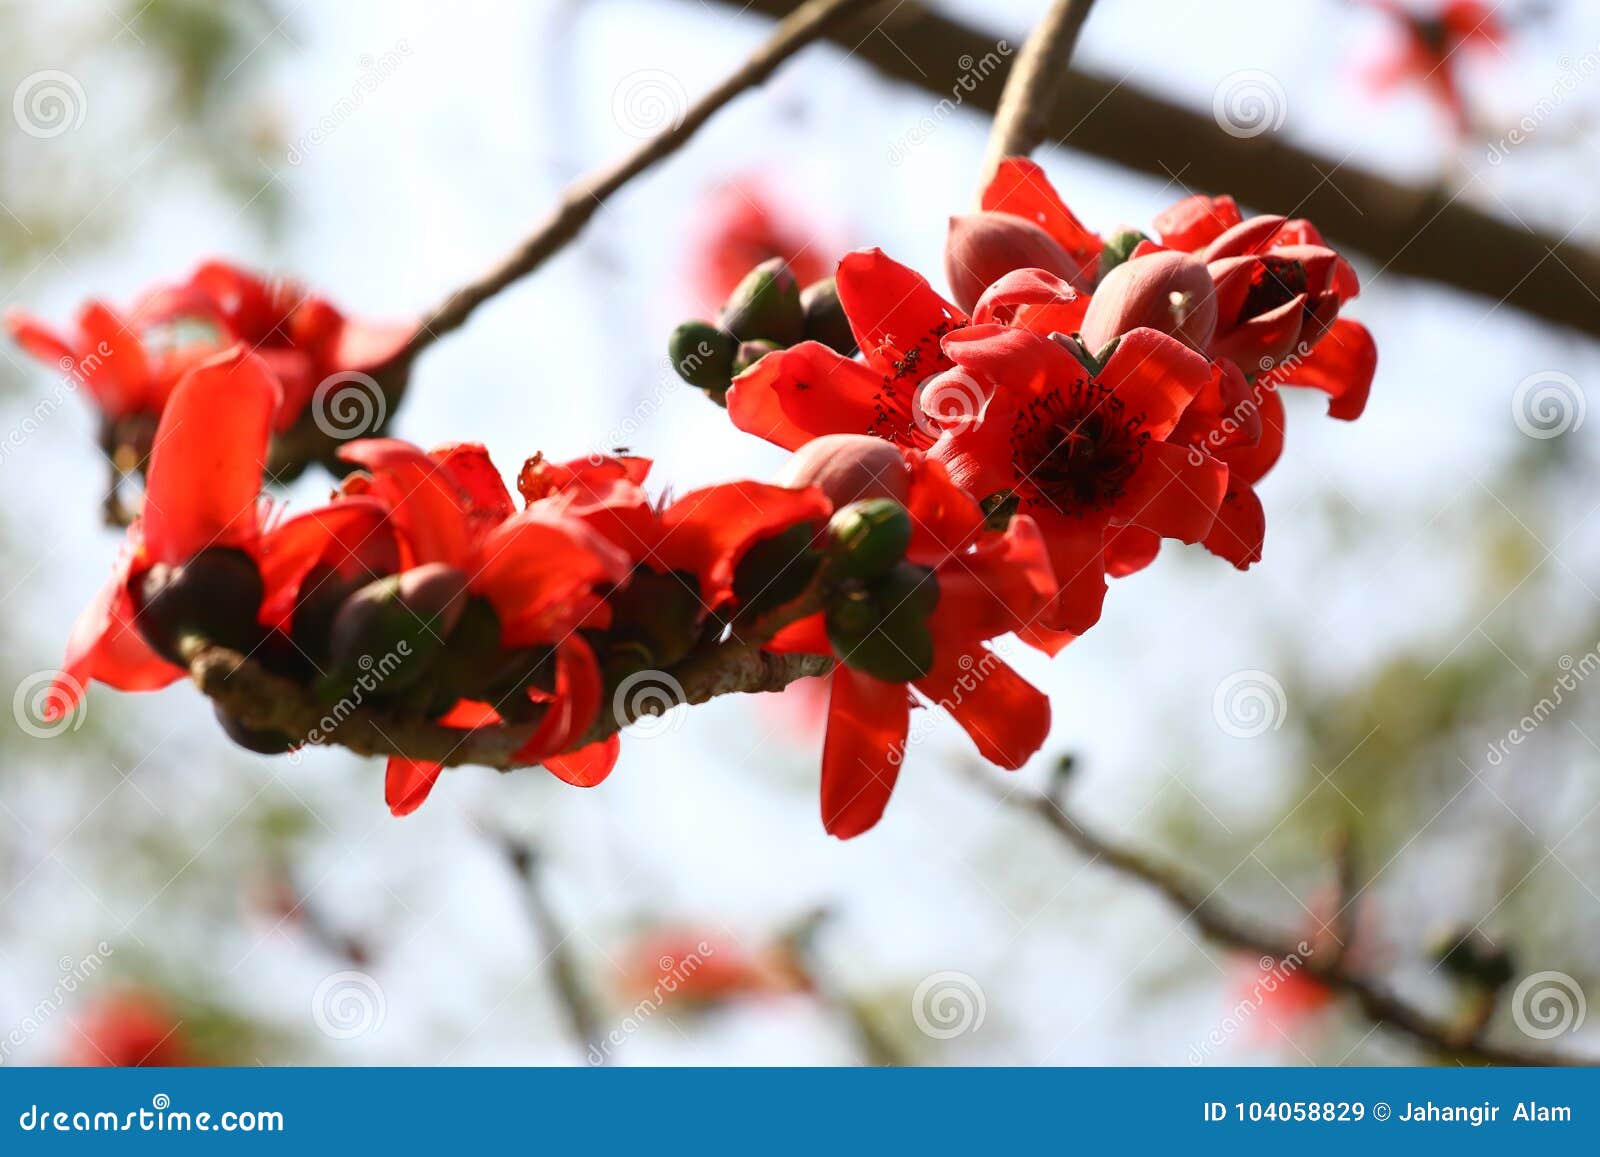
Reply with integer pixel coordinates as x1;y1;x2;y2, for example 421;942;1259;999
62;991;194;1067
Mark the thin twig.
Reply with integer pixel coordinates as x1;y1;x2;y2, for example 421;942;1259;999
314;0;874;464
499;835;608;1061
980;0;1097;189
970;772;1595;1067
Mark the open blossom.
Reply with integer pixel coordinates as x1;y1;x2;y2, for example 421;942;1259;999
1360;0;1503;131
7;260;413;435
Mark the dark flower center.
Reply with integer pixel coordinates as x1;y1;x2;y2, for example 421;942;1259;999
1238;256;1308;322
1011;382;1147;515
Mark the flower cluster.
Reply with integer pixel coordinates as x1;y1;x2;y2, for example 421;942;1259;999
39;157;1375;840
712;158;1375;832
7;261;413;486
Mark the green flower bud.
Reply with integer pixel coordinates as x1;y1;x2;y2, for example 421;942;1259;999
732;525;821;618
825;563;940;682
324;563;468;697
800;278;858;356
719;257;804;346
599;570;705;672
733;339;781;376
134;547;265;664
668;321;738;393
1097;227;1150;281
825;498;912;580
213;703;298;755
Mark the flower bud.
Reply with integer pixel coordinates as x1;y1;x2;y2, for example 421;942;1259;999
733;339;781;376
945;211;1084;315
1432;928;1515;991
731;523;820;618
1080;251;1218;353
718;257;805;346
777;434;910;507
799;278;858;356
825;562;939;682
325;563;469;696
134;547;265;664
288;564;370;672
668;321;738;393
601;570;706;670
1097;227;1149;280
825;498;912;580
213;703;298;756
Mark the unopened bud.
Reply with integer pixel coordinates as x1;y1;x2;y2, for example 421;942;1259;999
777;434;910;507
325;563;468;695
825;499;911;580
733;339;781;376
1080;251;1217;353
825;562;939;682
1432;928;1516;991
134;547;265;664
213;703;298;755
945;211;1084;315
718;257;805;346
800;278;858;356
668;321;738;394
731;523;821;618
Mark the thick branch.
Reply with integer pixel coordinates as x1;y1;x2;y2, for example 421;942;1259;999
980;0;1097;188
973;773;1595;1067
712;0;1600;342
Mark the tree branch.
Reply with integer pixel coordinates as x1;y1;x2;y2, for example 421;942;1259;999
710;0;1600;342
980;0;1097;189
186;641;829;770
308;0;876;465
970;771;1596;1067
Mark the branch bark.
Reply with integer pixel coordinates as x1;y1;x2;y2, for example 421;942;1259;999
972;772;1596;1067
980;0;1097;189
710;0;1600;342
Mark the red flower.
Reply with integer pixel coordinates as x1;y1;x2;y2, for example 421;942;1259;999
727;247;967;451
49;348;394;717
687;175;832;311
768;449;1057;838
932;325;1227;635
8;260;413;434
618;931;808;1008
1362;0;1503;131
62;991;194;1067
335;440;634;813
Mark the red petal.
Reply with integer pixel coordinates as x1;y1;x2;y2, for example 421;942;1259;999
766;612;831;656
56;537;183;707
727;342;898;451
334;318;415;372
386;757;443;817
971;267;1089;336
902;453;987;564
1112;441;1227;544
1203;477;1266;569
1029;509;1108;635
1218;382;1285;485
914;646;1049;770
142;348;279;564
1153;194;1242;252
820;668;909;839
658;481;831;610
1104;525;1161;577
981;158;1104;268
1098;327;1213;440
256;498;396;629
338;438;475;568
474;511;632;645
518;453;658;560
512;636;606;764
835;247;965;381
545;736;621;787
1267;317;1376;421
